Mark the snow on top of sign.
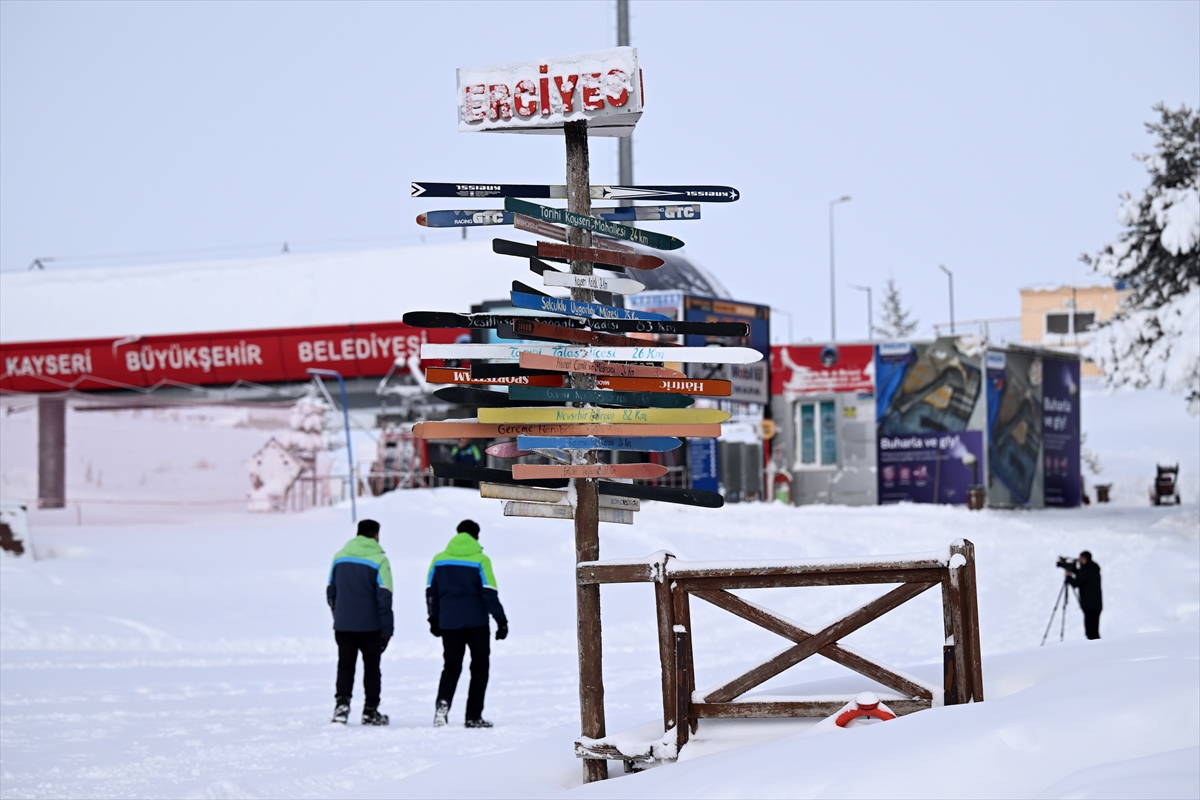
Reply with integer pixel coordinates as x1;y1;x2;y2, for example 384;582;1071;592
0;241;509;343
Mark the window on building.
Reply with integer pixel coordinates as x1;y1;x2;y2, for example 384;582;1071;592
1045;312;1097;336
796;400;837;468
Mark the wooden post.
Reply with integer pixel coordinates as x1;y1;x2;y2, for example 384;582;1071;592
955;539;984;702
654;558;677;733
940;566;957;706
946;545;970;705
37;395;66;509
566;120;608;783
671;582;697;744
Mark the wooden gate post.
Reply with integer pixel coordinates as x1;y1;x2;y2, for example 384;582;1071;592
943;540;971;705
565;120;608;784
654;554;677;733
671;579;697;749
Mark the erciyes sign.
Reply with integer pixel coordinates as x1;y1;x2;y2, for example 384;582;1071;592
457;47;642;137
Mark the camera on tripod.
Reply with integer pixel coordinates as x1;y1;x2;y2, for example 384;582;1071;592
1056;556;1077;571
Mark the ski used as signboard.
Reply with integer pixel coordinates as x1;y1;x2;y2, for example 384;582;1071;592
585;318;752;337
601;481;725;508
519;352;685;378
422;340;762;364
433;386;558;407
413;421;722;439
503;501;633;525
432;462;564;488
480;482;642;510
493;238;627;271
538;242;664;272
595;376;732;397
411;182;740;203
512;463;668;480
513;214;569;243
477;407;731;425
470;363;561;379
543;271;644;294
403;311;587;330
508;385;693;408
517;435;681;453
418;205;699;228
498;319;663;349
509;291;671;321
424;367;565;387
485;441;531;459
505;198;684;251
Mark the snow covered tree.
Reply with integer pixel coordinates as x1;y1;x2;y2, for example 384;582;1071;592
874;278;919;339
1084;103;1200;415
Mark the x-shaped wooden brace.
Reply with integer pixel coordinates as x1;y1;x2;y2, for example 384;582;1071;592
693;582;937;704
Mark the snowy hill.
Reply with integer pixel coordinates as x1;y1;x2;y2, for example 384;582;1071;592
1;486;1196;798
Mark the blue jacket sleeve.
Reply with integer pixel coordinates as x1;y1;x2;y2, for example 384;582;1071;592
377;584;394;638
484;589;507;627
326;574;337;618
426;569;440;625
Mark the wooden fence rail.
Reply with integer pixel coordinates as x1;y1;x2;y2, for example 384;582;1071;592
575;540;983;764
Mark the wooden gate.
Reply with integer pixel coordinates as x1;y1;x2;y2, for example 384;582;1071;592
574;540;982;763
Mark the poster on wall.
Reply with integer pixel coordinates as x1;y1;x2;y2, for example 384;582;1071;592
770;344;874;395
874;338;984;505
689;437;718;492
683;297;770;405
986;350;1045;507
1041;357;1082;507
878;431;984;505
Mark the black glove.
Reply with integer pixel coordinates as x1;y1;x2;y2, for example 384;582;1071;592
495;624;508;641
381;635;390;653
429;620;441;637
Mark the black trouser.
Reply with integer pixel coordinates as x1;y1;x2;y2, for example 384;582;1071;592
437;626;490;720
1083;608;1101;640
335;630;383;709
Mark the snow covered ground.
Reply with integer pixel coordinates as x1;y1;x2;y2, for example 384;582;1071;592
2;485;1197;798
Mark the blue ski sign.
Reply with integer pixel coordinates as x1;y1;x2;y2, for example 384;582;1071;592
509;291;669;321
504;198;684;251
517;436;682;452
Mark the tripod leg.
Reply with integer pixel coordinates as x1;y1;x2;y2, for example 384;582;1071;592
1040;582;1066;647
1060;580;1069;642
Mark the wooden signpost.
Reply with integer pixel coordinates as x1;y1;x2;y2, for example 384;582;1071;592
506;198;684;251
513;462;668;480
404;311;587;330
412;181;740;202
476;407;730;425
416;46;762;784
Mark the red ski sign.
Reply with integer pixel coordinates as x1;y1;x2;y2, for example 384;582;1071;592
457;47;643;137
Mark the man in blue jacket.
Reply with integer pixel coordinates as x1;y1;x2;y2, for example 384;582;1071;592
327;519;393;726
427;519;508;728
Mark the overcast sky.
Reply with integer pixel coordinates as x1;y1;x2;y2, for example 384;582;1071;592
1;1;1197;342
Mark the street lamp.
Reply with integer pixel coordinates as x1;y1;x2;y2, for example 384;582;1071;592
853;285;873;341
829;196;851;341
939;264;955;335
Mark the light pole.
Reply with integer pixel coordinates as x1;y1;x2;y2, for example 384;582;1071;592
853;285;873;341
829;195;851;341
939;264;955;335
307;368;357;523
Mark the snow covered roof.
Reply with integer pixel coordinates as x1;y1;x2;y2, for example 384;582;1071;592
1;240;730;343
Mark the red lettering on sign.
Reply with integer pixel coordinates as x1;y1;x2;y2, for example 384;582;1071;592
514;79;538;117
605;69;629;107
553;74;577;113
581;73;604;110
488;84;512;121
464;84;487;122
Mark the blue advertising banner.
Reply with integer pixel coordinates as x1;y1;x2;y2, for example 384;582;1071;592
1042;358;1082;507
986;350;1044;507
878;431;984;505
689;437;719;492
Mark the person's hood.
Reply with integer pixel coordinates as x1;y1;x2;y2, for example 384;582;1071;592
341;536;384;557
443;532;482;557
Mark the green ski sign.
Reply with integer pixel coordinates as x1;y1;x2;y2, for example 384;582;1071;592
504;198;684;251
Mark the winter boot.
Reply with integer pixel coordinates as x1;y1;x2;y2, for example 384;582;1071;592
362;707;389;726
331;702;350;725
433;700;450;728
464;718;493;729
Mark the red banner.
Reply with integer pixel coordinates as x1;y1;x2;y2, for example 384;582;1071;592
0;322;468;392
770;344;875;396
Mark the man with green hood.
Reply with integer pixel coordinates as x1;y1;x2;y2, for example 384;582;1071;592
426;519;508;728
327;519;392;726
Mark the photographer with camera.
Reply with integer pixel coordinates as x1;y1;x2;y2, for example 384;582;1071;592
1062;551;1102;640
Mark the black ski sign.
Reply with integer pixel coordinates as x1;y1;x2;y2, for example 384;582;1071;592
412;182;740;203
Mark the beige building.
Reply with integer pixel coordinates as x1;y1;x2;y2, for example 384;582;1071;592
1019;283;1129;375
